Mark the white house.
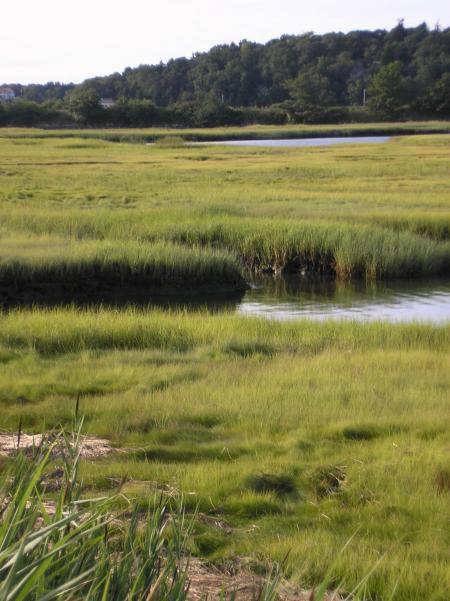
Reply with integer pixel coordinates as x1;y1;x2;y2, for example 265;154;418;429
0;87;15;101
100;98;115;109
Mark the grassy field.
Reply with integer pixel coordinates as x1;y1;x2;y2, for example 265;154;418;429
0;309;449;600
0;131;449;283
0;128;449;600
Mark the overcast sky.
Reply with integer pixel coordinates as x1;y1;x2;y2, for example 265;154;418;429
2;0;449;84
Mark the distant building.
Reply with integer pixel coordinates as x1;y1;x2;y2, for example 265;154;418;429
0;87;15;101
99;98;115;109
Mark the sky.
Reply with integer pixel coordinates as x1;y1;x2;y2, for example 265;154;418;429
2;0;449;84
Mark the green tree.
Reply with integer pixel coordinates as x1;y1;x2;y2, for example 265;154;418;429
286;70;335;122
65;88;103;123
423;73;450;115
0;102;6;126
367;61;407;118
4;100;56;126
347;78;366;105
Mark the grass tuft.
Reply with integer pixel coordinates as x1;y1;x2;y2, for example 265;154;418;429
246;473;298;497
311;465;347;498
435;466;450;494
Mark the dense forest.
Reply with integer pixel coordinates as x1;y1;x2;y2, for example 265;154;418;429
1;22;449;127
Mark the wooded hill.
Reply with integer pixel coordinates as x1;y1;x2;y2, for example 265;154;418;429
2;22;449;126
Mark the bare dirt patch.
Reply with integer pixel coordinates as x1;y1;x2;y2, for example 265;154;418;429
187;559;341;601
0;432;115;459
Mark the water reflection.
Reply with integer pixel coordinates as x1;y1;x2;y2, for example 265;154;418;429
203;136;391;148
238;275;450;323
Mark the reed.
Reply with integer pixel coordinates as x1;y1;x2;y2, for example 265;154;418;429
0;425;191;600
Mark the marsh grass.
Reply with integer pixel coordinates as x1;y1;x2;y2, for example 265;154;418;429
166;218;450;278
0;121;448;142
2;215;449;282
154;136;185;148
0;128;449;600
0;235;245;294
0;309;449;600
0;307;448;354
1;133;449;283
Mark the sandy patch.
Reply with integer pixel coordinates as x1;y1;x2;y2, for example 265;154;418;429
0;432;115;459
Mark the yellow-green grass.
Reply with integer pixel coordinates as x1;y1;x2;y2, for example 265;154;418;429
0;308;449;600
0;234;244;294
0;121;449;142
0;133;450;282
0;128;449;598
1;224;448;285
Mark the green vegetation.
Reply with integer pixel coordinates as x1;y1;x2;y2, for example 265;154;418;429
0;132;449;286
0;121;448;142
0;235;245;300
0;309;449;600
0;130;449;599
0;426;191;600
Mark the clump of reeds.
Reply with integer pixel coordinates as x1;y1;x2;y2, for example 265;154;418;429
168;218;450;279
0;423;191;600
0;422;289;601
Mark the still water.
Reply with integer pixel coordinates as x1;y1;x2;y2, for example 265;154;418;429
4;276;449;323
237;276;450;323
204;136;391;147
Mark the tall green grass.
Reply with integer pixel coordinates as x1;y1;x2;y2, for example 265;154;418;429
0;235;245;292
167;218;450;279
2;215;448;281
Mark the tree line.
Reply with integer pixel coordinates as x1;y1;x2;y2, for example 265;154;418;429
1;22;449;127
